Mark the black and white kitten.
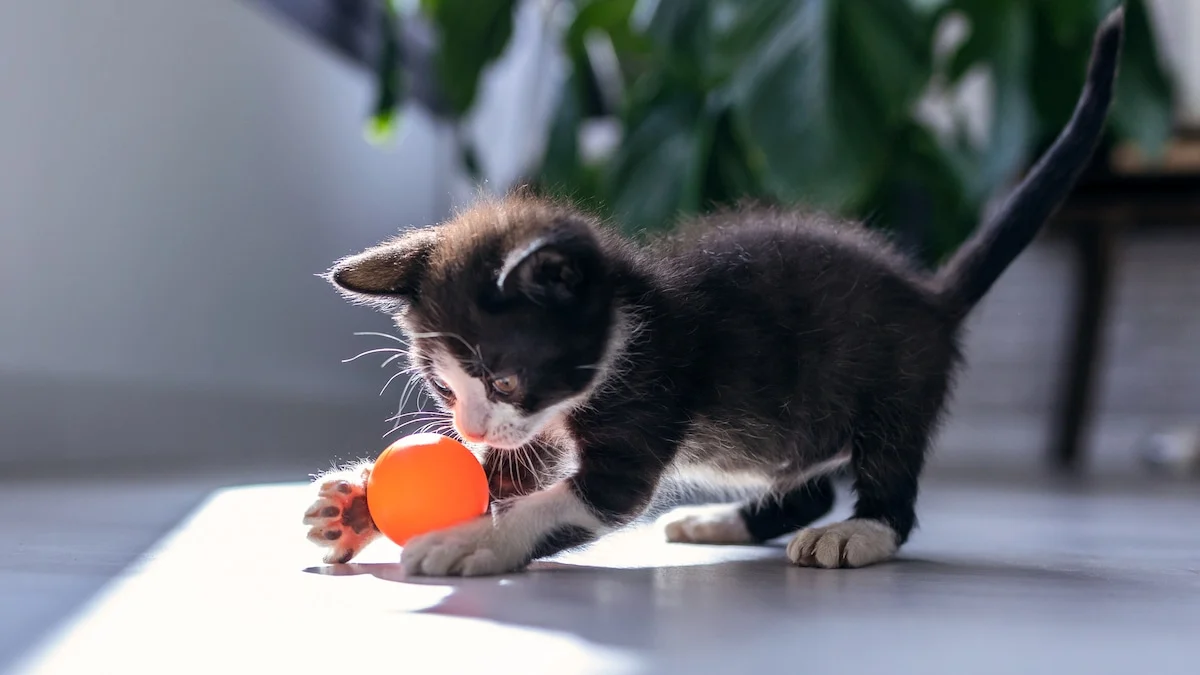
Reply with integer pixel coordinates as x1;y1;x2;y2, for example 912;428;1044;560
303;9;1125;575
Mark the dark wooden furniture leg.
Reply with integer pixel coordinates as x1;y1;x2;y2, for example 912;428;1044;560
1051;221;1115;473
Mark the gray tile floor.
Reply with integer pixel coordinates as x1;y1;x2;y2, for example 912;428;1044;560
4;466;1200;674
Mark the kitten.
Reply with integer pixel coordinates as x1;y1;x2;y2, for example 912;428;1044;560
303;8;1125;574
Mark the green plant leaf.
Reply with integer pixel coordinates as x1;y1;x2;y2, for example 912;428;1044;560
563;0;650;119
1022;0;1174;159
869;120;977;263
643;0;708;56
727;0;880;211
366;0;406;146
836;0;934;122
606;87;713;234
538;70;586;190
641;0;716;86
364;108;406;146
951;0;1173;176
420;0;518;116
1036;0;1099;46
707;0;784;84
1027;4;1090;138
566;0;640;58
1109;0;1175;157
948;0;1036;200
703;108;767;207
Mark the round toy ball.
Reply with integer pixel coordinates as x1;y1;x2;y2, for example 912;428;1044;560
366;433;490;546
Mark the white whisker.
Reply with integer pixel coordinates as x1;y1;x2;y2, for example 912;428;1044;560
385;413;442;439
409;331;483;364
415;419;447;435
400;376;426;414
354;331;407;344
385;407;450;420
379;369;409;396
381;351;409;369
517;444;537;483
342;347;406;363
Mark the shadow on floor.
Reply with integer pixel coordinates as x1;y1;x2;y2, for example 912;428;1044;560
302;550;1159;651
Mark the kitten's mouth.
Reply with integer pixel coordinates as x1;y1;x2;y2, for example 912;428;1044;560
472;435;528;451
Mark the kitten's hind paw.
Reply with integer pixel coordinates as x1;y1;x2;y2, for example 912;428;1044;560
302;464;380;564
786;519;897;568
659;504;753;545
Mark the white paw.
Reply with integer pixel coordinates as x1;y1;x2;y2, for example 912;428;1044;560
659;504;753;544
302;464;380;564
786;519;898;568
401;516;527;577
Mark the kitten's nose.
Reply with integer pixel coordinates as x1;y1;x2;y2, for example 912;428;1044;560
454;417;487;444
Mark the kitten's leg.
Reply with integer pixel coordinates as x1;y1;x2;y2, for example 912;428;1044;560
661;477;836;544
400;432;672;577
302;460;381;564
787;419;928;569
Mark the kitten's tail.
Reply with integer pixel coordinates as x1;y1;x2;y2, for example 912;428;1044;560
934;6;1124;315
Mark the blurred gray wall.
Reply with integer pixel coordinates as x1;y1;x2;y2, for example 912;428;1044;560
0;0;453;471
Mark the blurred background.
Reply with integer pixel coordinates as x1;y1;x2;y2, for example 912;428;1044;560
3;0;1200;670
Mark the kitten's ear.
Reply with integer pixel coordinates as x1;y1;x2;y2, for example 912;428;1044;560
325;228;438;307
498;221;601;306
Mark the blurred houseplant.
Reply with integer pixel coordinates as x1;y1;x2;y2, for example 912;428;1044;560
373;0;1175;263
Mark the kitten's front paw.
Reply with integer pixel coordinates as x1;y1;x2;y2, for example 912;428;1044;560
400;516;525;577
786;519;897;568
302;465;379;564
659;504;753;544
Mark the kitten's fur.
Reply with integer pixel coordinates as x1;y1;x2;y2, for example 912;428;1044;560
303;9;1125;574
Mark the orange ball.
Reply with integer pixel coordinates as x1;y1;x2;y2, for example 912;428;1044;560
366;433;490;546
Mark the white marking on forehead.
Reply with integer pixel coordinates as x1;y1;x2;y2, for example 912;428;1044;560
496;236;548;290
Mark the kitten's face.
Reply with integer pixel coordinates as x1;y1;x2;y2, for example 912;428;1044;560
328;197;615;449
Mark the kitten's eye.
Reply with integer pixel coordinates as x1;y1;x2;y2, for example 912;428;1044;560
490;375;520;396
428;376;453;396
